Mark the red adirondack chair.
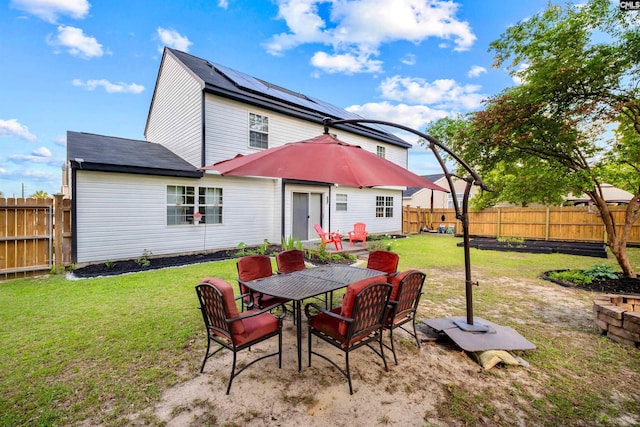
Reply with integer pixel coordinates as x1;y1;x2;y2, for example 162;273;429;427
348;222;368;247
314;224;343;250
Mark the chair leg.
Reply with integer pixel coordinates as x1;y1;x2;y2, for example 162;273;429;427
278;328;283;368
345;350;353;395
226;351;237;395
307;326;312;367
389;328;398;365
411;318;421;349
379;334;389;372
200;337;211;373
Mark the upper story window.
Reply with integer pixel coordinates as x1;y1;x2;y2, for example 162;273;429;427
336;193;348;211
375;196;394;218
249;113;269;149
376;146;386;158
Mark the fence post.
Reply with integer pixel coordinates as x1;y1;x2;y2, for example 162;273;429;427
54;193;64;274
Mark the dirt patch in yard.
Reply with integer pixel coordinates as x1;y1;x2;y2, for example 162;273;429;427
118;266;640;426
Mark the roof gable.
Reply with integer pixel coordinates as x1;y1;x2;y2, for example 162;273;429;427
165;48;410;149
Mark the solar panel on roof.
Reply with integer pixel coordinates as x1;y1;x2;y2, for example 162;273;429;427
212;60;396;136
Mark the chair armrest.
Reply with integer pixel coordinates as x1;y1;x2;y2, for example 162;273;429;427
304;302;353;323
227;303;286;324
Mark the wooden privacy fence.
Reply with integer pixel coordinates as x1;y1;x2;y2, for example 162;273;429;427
0;195;71;280
403;205;640;244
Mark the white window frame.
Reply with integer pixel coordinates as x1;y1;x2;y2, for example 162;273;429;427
447;193;464;209
375;196;394;218
166;185;223;225
336;193;348;211
376;146;386;158
166;185;195;225
249;112;269;149
198;187;223;224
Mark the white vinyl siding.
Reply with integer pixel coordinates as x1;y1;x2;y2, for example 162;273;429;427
74;171;280;264
203;95;409;169
145;53;202;166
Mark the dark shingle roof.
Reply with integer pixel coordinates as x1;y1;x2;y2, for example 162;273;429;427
67;131;202;178
165;48;410;149
403;173;446;197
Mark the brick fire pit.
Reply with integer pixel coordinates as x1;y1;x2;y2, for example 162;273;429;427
593;295;640;347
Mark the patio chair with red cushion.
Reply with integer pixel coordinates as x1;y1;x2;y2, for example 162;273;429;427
236;255;290;312
348;222;368;247
384;269;426;364
314;223;343;251
195;278;284;394
304;275;392;394
366;250;400;276
275;249;306;274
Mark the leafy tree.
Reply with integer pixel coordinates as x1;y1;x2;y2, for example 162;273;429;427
29;190;50;199
426;0;640;277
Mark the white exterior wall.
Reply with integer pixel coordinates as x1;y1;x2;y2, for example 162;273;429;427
74;170;280;264
329;187;403;236
145;53;202;166
403;177;479;208
203;95;408;167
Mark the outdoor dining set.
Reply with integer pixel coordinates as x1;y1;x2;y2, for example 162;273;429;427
195;249;427;395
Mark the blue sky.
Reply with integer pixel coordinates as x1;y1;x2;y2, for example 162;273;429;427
1;0;570;197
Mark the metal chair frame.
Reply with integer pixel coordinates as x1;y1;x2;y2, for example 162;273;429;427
385;270;426;364
196;282;284;394
305;282;392;394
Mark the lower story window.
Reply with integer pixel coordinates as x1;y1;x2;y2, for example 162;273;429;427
198;187;223;224
166;185;223;225
375;196;394;218
167;185;195;225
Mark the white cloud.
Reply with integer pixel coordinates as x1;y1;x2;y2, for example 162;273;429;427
512;63;530;85
310;51;382;74
10;0;89;23
0;119;37;141
401;53;416;66
32;147;52;157
379;75;485;110
47;25;103;59
467;65;486;78
265;0;476;73
346;101;449;133
156;28;192;53
54;135;66;147
72;79;144;94
218;0;229;8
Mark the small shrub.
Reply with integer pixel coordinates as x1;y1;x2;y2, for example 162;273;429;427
282;235;303;251
236;242;247;256
135;249;152;268
257;239;270;255
583;264;618;281
104;260;115;269
368;239;392;251
548;269;593;285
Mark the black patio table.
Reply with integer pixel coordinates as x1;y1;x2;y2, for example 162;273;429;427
239;264;387;371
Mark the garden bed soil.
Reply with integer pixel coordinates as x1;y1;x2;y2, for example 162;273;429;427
71;245;354;278
541;271;640;295
462;237;607;258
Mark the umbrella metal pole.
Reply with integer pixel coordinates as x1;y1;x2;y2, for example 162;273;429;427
323;117;490;332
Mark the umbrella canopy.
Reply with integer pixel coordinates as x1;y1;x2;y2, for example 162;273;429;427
200;133;447;191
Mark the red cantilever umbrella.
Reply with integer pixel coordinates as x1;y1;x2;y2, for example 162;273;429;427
200;133;447;191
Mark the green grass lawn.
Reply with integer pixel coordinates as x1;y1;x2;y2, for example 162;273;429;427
1;234;639;426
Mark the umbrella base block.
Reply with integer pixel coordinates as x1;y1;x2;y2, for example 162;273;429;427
453;319;491;333
422;316;536;353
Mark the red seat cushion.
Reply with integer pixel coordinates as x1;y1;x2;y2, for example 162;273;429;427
366;250;399;275
237;255;273;293
339;275;387;336
235;310;280;346
276;250;306;273
201;277;244;335
387;269;416;301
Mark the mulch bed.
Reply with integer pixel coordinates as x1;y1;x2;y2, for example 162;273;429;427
541;271;640;295
463;238;608;258
71;245;354;278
